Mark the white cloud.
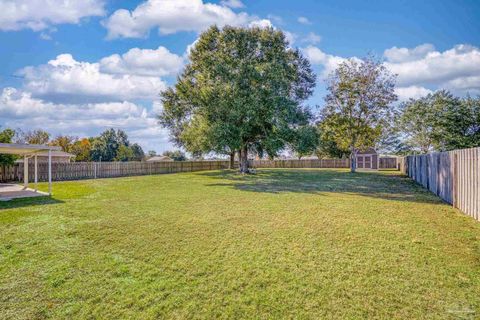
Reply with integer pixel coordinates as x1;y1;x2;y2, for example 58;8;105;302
0;0;105;31
103;0;254;39
39;32;52;40
99;46;184;77
284;31;297;46
0;87;171;152
302;32;321;44
304;43;480;99
267;14;283;25
395;86;433;102
297;17;311;25
384;43;435;63
302;46;349;77
220;0;244;8
384;44;480;95
18;53;167;103
248;19;273;29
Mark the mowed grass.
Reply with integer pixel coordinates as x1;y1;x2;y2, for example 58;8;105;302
1;169;480;319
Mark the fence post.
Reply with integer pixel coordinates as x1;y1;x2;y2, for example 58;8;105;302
94;162;97;179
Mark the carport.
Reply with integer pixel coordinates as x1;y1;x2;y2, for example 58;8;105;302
0;143;61;200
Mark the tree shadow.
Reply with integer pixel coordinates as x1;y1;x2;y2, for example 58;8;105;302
199;169;441;204
0;196;64;210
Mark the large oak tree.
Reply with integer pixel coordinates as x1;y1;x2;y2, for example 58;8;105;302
159;25;316;173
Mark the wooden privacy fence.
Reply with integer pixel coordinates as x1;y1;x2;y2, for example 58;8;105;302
2;161;230;182
401;147;480;221
0;156;398;183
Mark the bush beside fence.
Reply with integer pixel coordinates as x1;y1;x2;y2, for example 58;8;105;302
400;147;479;221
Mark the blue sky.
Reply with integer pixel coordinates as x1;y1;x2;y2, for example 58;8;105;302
1;0;479;152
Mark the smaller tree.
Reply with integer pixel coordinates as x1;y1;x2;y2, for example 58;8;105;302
20;129;51;145
130;143;145;161
0;128;16;166
397;95;437;153
322;57;397;172
397;91;480;152
115;145;134;162
50;135;77;152
71;138;92;162
291;126;319;159
315;116;349;159
431;92;480;150
90;129;131;161
162;150;187;161
148;150;157;157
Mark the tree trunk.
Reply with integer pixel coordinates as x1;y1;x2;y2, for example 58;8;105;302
350;145;357;173
239;145;249;174
229;152;235;169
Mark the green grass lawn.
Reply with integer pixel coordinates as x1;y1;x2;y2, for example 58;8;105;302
1;169;480;319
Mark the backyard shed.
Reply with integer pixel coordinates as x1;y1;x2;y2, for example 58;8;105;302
356;148;378;170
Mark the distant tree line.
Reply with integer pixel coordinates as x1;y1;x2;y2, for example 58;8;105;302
0;128;145;164
0;127;190;165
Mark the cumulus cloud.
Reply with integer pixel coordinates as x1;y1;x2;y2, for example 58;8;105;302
0;87;171;151
304;43;480;99
99;46;184;77
248;19;273;29
220;0;244;8
0;0;105;31
18;53;167;103
302;46;349;77
384;43;435;63
384;44;480;95
395;86;433;102
302;32;321;44
103;0;255;39
297;17;311;25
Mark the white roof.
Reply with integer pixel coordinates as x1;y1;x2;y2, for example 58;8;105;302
146;155;173;162
0;143;61;155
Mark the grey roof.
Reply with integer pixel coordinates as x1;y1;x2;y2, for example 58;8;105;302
356;148;377;155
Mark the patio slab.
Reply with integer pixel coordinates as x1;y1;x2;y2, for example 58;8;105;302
0;183;49;201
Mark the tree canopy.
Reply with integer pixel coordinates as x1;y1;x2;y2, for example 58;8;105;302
90;129;145;162
162;150;187;161
397;91;480;153
0;128;16;166
159;25;316;173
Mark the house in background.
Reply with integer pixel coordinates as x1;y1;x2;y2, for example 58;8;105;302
356;148;378;170
15;150;75;163
146;155;174;162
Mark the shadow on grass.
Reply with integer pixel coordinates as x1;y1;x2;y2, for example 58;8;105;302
0;196;64;210
199;169;441;204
